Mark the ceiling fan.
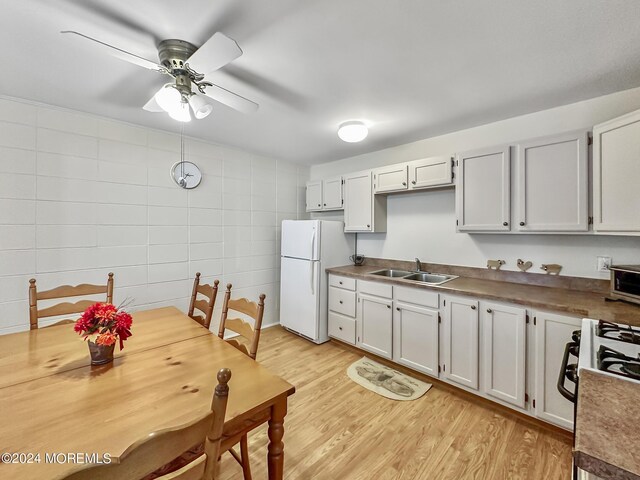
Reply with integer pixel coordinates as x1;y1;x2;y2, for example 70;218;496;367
61;30;259;122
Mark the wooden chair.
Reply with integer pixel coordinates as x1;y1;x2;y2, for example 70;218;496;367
188;273;220;329
29;273;114;330
218;284;266;480
62;368;231;480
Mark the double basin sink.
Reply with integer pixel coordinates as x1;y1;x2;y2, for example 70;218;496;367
368;269;458;285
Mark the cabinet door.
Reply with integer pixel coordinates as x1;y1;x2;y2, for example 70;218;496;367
443;296;479;389
409;156;453;189
373;164;408;193
482;302;527;408
306;181;323;212
517;131;589;232
593;109;640;232
323;176;343;210
456;146;511;232
534;311;581;429
357;293;393;359
344;171;373;232
393;302;439;376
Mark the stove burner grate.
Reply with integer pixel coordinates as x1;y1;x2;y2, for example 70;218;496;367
596;321;640;345
597;345;640;381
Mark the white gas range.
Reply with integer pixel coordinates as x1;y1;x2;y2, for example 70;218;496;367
578;319;640;382
565;319;640;480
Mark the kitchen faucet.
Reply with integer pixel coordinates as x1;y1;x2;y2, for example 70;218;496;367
415;257;422;272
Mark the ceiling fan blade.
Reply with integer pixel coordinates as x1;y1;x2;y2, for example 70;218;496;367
187;32;243;75
61;30;164;72
142;91;165;112
202;83;259;114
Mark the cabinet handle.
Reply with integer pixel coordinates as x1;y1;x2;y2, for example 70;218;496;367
487;308;492;313
396;307;400;311
339;326;343;331
519;221;525;226
339;281;343;285
367;224;370;228
387;305;391;309
339;300;343;304
324;203;327;206
317;203;321;207
411;180;416;185
503;221;508;226
402;182;407;186
471;305;476;310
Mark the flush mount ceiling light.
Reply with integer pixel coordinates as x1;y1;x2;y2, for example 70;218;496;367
338;121;368;143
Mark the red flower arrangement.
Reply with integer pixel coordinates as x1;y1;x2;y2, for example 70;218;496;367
74;302;133;350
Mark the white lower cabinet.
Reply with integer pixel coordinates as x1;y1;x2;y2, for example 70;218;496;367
534;311;581;429
357;292;393;359
393;301;439;376
443;295;479;390
481;301;527;408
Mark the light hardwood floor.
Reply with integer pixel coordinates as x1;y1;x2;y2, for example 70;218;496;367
219;326;572;480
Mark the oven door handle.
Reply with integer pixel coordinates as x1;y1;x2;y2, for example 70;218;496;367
557;341;578;403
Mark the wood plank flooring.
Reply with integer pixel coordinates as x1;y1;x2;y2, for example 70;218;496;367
219;326;572;479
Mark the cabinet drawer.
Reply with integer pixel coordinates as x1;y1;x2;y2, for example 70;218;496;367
329;275;356;291
358;280;393;298
328;312;356;344
329;286;356;317
394;286;439;308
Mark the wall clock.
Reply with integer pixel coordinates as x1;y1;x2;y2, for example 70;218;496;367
170;161;202;189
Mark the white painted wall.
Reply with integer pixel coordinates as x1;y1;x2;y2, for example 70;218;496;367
310;87;640;279
0;97;308;334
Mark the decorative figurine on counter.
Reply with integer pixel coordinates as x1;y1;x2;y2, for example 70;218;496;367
541;263;562;275
487;259;506;270
517;259;533;272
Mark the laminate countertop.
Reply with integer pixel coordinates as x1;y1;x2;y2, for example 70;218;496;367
574;369;640;480
326;264;640;326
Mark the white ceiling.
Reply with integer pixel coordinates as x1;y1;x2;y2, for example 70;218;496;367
2;0;640;164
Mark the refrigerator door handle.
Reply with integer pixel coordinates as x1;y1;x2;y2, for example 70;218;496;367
310;227;316;259
310;261;315;295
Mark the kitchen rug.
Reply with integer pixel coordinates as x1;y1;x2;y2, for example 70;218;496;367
347;357;431;401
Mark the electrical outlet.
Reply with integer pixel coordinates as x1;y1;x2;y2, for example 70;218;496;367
597;256;612;272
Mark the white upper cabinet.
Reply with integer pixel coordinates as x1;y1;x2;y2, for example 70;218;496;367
443;295;479;390
306;177;343;212
516;131;589;232
305;180;323;212
344;170;386;233
456;145;511;232
593;109;640;233
323;176;343;210
481;301;527;409
373;164;408;193
409;156;453;189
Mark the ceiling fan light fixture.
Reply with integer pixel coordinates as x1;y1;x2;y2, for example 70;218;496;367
338;121;368;143
168;101;192;122
188;94;214;119
155;84;181;113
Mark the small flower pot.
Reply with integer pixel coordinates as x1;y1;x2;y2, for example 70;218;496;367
88;340;115;366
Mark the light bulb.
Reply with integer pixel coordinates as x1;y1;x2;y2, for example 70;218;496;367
168;101;191;122
338;121;368;143
188;94;214;119
155;84;181;113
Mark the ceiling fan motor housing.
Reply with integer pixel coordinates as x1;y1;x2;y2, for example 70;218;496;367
158;39;199;97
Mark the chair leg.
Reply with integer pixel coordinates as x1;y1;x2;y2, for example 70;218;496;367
240;434;252;480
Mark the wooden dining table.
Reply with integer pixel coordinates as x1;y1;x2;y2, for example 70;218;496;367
0;306;295;480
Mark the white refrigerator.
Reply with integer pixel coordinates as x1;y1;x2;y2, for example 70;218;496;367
280;220;354;344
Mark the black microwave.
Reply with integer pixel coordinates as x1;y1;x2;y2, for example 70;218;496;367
610;265;640;305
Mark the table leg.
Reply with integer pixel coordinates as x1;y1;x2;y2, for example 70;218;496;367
267;395;288;480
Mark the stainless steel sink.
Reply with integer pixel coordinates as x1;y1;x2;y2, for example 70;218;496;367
368;269;457;285
403;272;458;285
369;269;414;278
